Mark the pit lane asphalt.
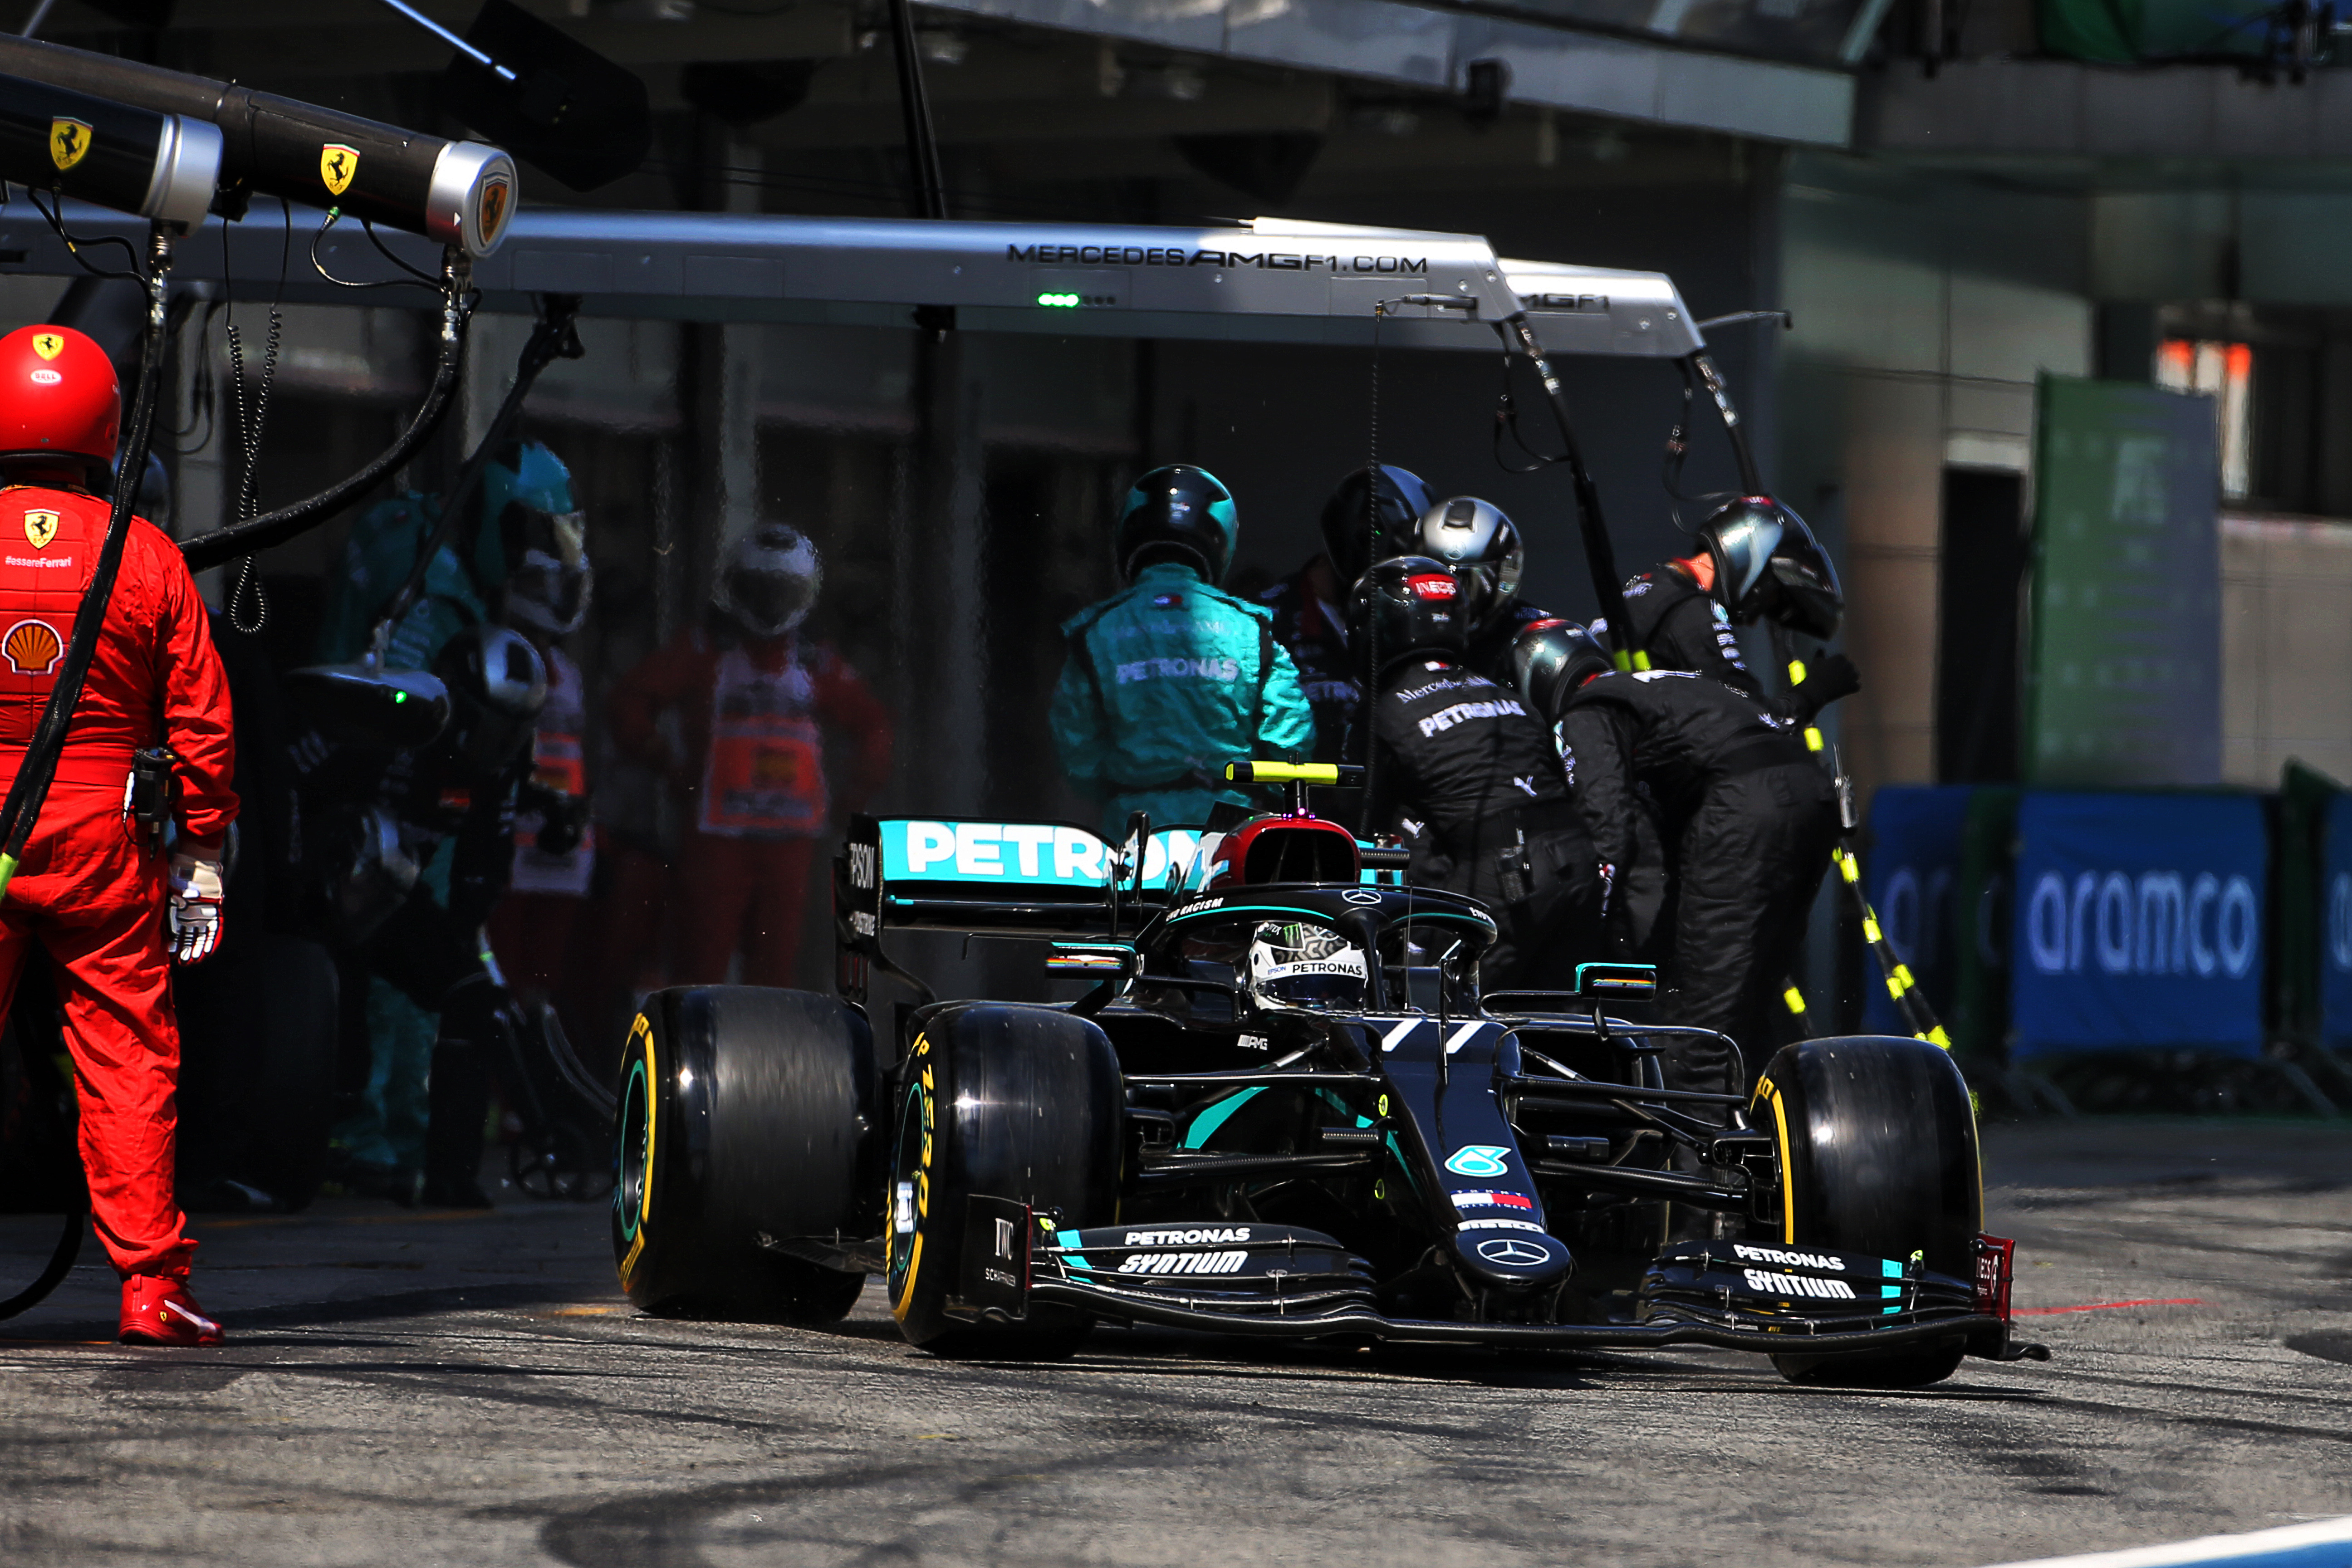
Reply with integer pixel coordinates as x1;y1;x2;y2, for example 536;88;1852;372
1;1119;2347;1568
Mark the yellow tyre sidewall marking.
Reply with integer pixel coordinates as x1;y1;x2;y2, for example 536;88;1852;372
890;1040;934;1324
1754;1076;1796;1244
617;1014;656;1287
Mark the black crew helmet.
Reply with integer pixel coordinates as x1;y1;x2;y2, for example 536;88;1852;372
1410;496;1524;635
1115;465;1238;584
1317;463;1432;588
1510;617;1612;722
432;622;549;774
1695;495;1844;640
1350;555;1467;677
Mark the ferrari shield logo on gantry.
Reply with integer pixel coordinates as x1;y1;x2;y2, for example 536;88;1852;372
320;143;359;197
476;172;512;245
31;333;63;361
49;118;92;172
23;511;59;550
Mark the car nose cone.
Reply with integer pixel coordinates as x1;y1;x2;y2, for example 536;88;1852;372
1452;1227;1573;1291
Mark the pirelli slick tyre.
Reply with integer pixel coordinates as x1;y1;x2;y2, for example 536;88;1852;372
886;1004;1122;1359
613;987;879;1322
1752;1035;1982;1389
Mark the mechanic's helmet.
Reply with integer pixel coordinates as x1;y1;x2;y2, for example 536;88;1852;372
1317;463;1432;588
1410;496;1523;635
432;623;549;774
1245;921;1369;1013
711;522;821;640
0;324;119;487
1510;617;1613;721
1350;555;1467;676
503;499;593;636
1695;495;1843;639
1115;464;1238;584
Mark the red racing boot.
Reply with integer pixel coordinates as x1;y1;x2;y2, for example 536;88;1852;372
119;1274;225;1347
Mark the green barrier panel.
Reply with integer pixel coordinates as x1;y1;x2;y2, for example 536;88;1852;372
2025;376;2221;788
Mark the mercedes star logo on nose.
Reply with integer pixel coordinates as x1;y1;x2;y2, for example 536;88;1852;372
1343;889;1382;905
1475;1237;1550;1267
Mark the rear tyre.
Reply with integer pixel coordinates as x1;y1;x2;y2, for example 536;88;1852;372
1752;1035;1981;1389
885;1004;1122;1359
613;987;878;1323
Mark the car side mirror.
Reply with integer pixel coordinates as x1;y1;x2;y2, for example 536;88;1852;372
1046;942;1138;983
1573;962;1657;1002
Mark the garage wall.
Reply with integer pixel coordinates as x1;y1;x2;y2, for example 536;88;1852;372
2220;514;2352;789
1777;159;2093;807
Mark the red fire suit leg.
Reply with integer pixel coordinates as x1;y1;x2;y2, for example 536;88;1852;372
0;787;190;1277
0;490;236;1284
670;832;814;988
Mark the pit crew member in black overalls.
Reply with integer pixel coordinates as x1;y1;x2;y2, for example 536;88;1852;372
1607;496;1857;726
1514;620;1838;1097
1258;463;1433;763
1355;557;1600;990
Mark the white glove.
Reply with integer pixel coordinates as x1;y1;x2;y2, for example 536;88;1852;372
167;853;225;965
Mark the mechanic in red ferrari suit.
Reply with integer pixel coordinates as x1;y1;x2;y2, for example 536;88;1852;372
0;324;237;1347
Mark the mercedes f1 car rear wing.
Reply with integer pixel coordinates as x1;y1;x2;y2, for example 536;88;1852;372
833;813;1205;1002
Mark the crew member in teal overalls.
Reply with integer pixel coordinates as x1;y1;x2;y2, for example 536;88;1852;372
1049;465;1314;835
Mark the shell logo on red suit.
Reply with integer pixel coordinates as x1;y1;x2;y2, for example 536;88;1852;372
3;619;63;675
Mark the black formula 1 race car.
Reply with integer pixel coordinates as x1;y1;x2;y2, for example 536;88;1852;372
612;768;2045;1387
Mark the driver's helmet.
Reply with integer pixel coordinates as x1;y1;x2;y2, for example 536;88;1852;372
1245;921;1368;1012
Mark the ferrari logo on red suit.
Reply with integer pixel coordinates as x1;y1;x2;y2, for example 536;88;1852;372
23;510;58;549
3;618;64;675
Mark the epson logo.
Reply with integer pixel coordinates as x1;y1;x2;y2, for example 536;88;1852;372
1123;1226;1249;1247
1745;1269;1856;1300
1734;1244;1844;1271
1119;1250;1248;1276
848;841;877;891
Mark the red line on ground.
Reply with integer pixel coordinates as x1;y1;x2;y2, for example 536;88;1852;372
2010;1298;2203;1317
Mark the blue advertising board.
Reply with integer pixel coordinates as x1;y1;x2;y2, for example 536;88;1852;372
2010;792;2266;1059
2322;793;2352;1049
1861;787;1973;1035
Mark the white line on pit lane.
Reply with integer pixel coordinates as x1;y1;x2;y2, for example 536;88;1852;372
1980;1514;2352;1568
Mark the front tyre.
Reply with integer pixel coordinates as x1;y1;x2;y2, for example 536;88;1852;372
1753;1035;1982;1388
614;987;878;1323
886;1004;1122;1359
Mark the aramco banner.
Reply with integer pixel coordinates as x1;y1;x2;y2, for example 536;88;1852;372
1861;786;1972;1036
2010;792;2266;1058
2324;792;2352;1049
2026;377;2221;787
